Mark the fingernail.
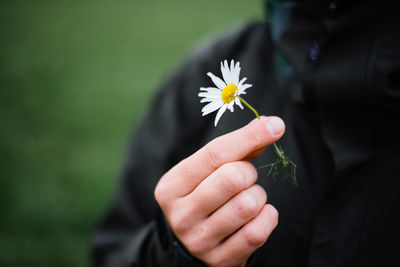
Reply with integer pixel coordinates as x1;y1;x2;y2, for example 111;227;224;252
266;117;284;137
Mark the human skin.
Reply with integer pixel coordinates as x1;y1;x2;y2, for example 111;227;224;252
154;116;284;267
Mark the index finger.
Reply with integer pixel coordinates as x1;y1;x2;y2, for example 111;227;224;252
164;116;285;197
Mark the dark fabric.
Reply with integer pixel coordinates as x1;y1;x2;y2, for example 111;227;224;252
92;1;400;266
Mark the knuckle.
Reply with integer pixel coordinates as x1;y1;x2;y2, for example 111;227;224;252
217;165;244;194
154;172;176;207
217;162;257;194
184;233;208;256
268;206;279;227
239;161;258;181
233;194;259;220
243;226;267;248
254;184;267;203
154;182;167;206
169;211;189;234
206;139;227;168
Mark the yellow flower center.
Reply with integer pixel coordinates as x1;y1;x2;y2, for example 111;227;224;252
221;84;238;103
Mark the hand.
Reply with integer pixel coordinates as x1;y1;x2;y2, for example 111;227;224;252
154;116;285;267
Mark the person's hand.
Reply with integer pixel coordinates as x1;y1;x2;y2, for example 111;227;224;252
154;116;285;267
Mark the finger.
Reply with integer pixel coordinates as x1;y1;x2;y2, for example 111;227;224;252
206;204;278;267
201;184;267;247
183;161;257;218
165;116;285;197
243;146;267;162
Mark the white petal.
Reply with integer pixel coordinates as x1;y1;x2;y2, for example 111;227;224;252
214;104;228;127
221;60;232;85
202;100;224;116
230;60;235;73
220;61;226;76
228;101;235;112
207;72;226;90
233;62;241;85
235;61;240;70
238;83;252;94
200;87;222;94
198;92;220;98
200;97;218;103
226;60;240;85
235;97;244;109
238;77;247;86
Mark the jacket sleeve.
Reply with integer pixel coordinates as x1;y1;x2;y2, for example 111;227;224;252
91;55;212;267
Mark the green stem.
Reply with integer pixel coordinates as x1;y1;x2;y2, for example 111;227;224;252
239;96;282;155
257;162;276;169
273;143;283;158
238;95;297;185
238;96;260;119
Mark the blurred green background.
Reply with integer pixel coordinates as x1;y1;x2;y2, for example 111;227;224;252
0;1;261;266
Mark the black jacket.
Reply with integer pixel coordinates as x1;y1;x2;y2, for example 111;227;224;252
92;1;400;266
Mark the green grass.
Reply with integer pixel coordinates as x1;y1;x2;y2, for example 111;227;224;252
0;1;262;266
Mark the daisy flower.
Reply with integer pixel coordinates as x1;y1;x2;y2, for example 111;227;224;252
198;59;253;126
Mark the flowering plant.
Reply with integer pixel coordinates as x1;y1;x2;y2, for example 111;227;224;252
199;60;297;185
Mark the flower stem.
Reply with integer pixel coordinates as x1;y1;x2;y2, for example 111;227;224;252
273;142;283;158
238;96;297;186
238;96;260;119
